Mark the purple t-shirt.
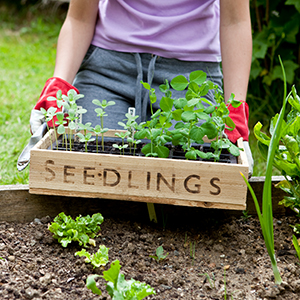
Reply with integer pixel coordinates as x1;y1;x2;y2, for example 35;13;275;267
92;0;221;62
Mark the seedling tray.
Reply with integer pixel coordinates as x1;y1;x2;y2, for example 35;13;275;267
29;130;249;210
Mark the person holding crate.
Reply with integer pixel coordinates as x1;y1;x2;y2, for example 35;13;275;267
28;0;253;173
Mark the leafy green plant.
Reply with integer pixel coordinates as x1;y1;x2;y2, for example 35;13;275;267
93;99;116;151
48;212;104;248
86;260;156;299
75;245;109;269
137;70;242;161
249;0;300;121
241;58;289;285
149;245;169;262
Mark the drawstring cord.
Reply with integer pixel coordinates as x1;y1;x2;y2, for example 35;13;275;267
134;53;157;123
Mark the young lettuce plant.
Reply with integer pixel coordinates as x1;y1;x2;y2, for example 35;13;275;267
75;245;109;269
48;212;104;248
86;260;156;299
240;58;289;285
93;99;116;151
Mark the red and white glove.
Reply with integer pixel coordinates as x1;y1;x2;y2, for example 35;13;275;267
30;77;79;134
225;101;253;177
225;101;249;143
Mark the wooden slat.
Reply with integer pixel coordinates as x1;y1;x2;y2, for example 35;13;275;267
0;177;289;222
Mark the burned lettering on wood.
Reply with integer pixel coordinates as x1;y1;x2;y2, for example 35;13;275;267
157;173;175;192
147;172;151;190
128;171;138;189
184;174;200;194
64;166;75;184
83;167;95;185
103;168;121;187
45;160;55;182
210;177;221;195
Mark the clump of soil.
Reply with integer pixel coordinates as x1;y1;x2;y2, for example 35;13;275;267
0;209;300;300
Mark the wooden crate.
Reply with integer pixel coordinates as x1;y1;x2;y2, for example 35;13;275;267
29;130;249;210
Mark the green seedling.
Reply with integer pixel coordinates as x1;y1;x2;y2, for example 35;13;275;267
86;260;156;299
127;137;141;156
115;131;130;155
65;103;87;151
190;241;196;265
92;125;102;153
77;122;95;152
139;70;242;161
48;212;103;248
40;106;57;150
113;143;128;155
149;245;169;262
93;99;115;151
199;272;215;289
241;210;252;221
75;245;109;269
55;111;68;149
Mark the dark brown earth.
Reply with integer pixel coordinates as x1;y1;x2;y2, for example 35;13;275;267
1;202;300;300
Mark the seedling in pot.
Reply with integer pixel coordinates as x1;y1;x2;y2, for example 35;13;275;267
114;131;130;155
93;99;115;151
65;103;87;151
40;106;57;150
55;111;68;149
75;245;109;269
77;122;95;152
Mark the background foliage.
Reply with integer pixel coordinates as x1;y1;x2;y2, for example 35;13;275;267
249;0;300;126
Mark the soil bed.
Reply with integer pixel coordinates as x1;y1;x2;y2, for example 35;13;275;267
0;202;299;300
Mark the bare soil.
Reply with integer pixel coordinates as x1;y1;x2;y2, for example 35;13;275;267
1;202;300;300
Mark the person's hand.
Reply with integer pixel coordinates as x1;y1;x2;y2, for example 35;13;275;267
225;101;254;177
30;77;79;134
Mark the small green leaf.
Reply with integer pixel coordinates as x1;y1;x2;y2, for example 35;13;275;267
170;75;189;91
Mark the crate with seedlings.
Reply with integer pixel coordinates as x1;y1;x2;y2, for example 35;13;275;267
29;71;249;210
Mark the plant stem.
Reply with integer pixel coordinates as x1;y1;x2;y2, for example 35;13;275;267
52;119;59;150
96;135;99;153
101;116;104;151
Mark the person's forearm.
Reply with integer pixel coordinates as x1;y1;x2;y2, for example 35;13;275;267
220;0;252;102
53;0;99;84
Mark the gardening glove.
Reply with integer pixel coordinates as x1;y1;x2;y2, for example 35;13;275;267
225;101;254;177
30;77;79;134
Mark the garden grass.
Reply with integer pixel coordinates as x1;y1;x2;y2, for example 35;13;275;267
0;4;65;184
0;3;271;185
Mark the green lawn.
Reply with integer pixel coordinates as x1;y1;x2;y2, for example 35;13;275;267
0;4;65;184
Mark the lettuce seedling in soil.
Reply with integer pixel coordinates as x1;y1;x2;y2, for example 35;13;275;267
86;260;156;299
149;245;169;262
75;245;109;269
48;212;103;248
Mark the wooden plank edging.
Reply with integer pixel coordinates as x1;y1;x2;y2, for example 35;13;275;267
0;176;288;222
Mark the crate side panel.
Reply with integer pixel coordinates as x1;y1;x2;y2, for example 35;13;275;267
29;149;247;207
